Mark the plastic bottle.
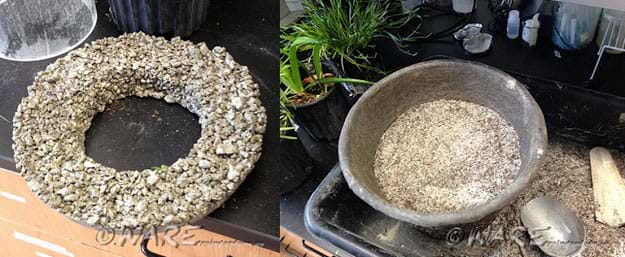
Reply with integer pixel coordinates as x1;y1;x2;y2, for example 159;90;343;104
507;10;520;39
522;13;541;46
452;0;474;14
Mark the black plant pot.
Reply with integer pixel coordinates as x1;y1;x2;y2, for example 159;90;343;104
288;85;351;142
340;57;385;82
323;61;360;107
279;136;313;195
107;0;210;37
333;47;385;104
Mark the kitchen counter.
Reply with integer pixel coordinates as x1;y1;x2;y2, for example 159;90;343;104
281;1;625;255
0;0;279;251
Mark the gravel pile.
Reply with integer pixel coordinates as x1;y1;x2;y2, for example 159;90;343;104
12;32;266;231
373;99;521;213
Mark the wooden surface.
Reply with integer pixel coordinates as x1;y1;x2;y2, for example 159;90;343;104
280;227;333;257
589;147;625;227
0;218;120;257
0;167;278;257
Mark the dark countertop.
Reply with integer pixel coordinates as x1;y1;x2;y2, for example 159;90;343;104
378;0;625;96
281;1;625;255
0;0;279;251
280;130;355;257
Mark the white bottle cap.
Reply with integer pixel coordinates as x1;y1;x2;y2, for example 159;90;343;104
509;10;520;19
526;13;541;28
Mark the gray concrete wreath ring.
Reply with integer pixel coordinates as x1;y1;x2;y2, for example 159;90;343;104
12;32;266;231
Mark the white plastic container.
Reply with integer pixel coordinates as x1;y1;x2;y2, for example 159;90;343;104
452;0;474;14
507;10;520;39
0;0;97;62
552;2;601;50
522;13;541;46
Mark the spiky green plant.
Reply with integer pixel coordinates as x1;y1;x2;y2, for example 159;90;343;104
289;0;423;73
280;88;297;140
280;35;374;97
279;29;374;140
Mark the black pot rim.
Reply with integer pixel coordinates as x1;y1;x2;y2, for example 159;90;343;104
285;82;338;109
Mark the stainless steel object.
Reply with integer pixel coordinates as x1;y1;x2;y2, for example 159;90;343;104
521;197;585;257
339;60;548;227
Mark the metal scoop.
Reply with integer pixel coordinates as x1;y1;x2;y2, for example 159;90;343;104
520;197;585;257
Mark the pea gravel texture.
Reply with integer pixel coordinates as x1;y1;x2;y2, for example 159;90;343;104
12;32;266;231
373;99;521;213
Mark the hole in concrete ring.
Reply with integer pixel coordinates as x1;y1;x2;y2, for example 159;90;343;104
84;96;201;171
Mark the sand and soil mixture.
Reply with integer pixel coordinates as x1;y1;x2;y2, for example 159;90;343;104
373;99;521;213
479;140;625;257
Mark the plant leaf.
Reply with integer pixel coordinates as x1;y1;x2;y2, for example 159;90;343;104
287;44;304;93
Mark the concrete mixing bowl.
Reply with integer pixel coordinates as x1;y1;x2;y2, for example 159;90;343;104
339;60;547;227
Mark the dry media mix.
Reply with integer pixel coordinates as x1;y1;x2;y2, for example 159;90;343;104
373;99;521;213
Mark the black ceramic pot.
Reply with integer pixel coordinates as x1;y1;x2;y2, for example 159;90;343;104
288;80;351;142
323;61;360;107
286;61;353;142
334;51;383;104
107;0;210;37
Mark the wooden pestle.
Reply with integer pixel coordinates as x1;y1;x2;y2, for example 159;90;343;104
589;147;625;227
